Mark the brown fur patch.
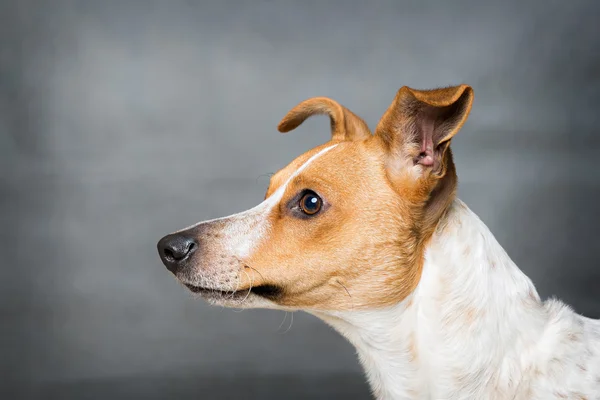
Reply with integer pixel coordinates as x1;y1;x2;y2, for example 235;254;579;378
277;97;371;142
178;85;474;312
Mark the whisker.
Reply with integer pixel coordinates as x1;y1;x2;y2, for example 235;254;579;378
247;266;266;282
255;172;275;185
277;312;288;332
230;270;245;312
228;269;243;300
281;312;294;334
337;280;355;311
240;269;254;304
233;270;252;313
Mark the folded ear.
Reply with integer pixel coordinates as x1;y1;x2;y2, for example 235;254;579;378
277;97;371;142
375;84;473;176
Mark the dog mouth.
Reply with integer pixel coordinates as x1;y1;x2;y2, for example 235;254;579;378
184;283;282;300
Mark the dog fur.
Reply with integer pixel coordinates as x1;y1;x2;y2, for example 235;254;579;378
157;84;600;399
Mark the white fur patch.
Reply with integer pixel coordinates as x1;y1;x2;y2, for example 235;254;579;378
315;199;600;399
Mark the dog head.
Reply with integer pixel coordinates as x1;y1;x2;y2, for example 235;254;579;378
157;85;474;311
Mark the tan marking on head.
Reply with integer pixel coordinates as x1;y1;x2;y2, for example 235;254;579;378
246;139;422;310
264;143;336;199
169;85;474;311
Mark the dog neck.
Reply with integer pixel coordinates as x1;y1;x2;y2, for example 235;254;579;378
312;199;552;399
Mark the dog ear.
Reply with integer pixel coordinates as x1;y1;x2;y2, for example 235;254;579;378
375;84;473;177
277;97;371;142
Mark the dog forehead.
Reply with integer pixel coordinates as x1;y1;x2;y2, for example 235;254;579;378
266;142;341;197
266;140;385;200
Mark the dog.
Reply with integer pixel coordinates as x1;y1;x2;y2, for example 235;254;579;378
157;84;600;399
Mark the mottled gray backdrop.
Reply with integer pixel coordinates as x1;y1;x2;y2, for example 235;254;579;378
2;0;599;399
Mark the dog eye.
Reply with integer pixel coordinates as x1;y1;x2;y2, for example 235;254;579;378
299;192;322;216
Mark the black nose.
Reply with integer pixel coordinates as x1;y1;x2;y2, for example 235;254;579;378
157;234;198;273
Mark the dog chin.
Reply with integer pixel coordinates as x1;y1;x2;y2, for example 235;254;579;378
182;282;283;308
185;284;250;305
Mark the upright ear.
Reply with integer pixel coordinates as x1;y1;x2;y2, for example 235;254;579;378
277;97;371;142
375;84;473;177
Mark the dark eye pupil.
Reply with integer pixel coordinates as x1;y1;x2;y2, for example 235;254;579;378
299;193;322;215
304;196;318;210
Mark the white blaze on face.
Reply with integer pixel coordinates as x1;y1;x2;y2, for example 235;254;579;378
176;144;339;260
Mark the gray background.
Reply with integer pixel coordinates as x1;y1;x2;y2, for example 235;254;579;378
2;1;599;399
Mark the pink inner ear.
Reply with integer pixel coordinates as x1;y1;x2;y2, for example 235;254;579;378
416;115;435;167
417;153;435;167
